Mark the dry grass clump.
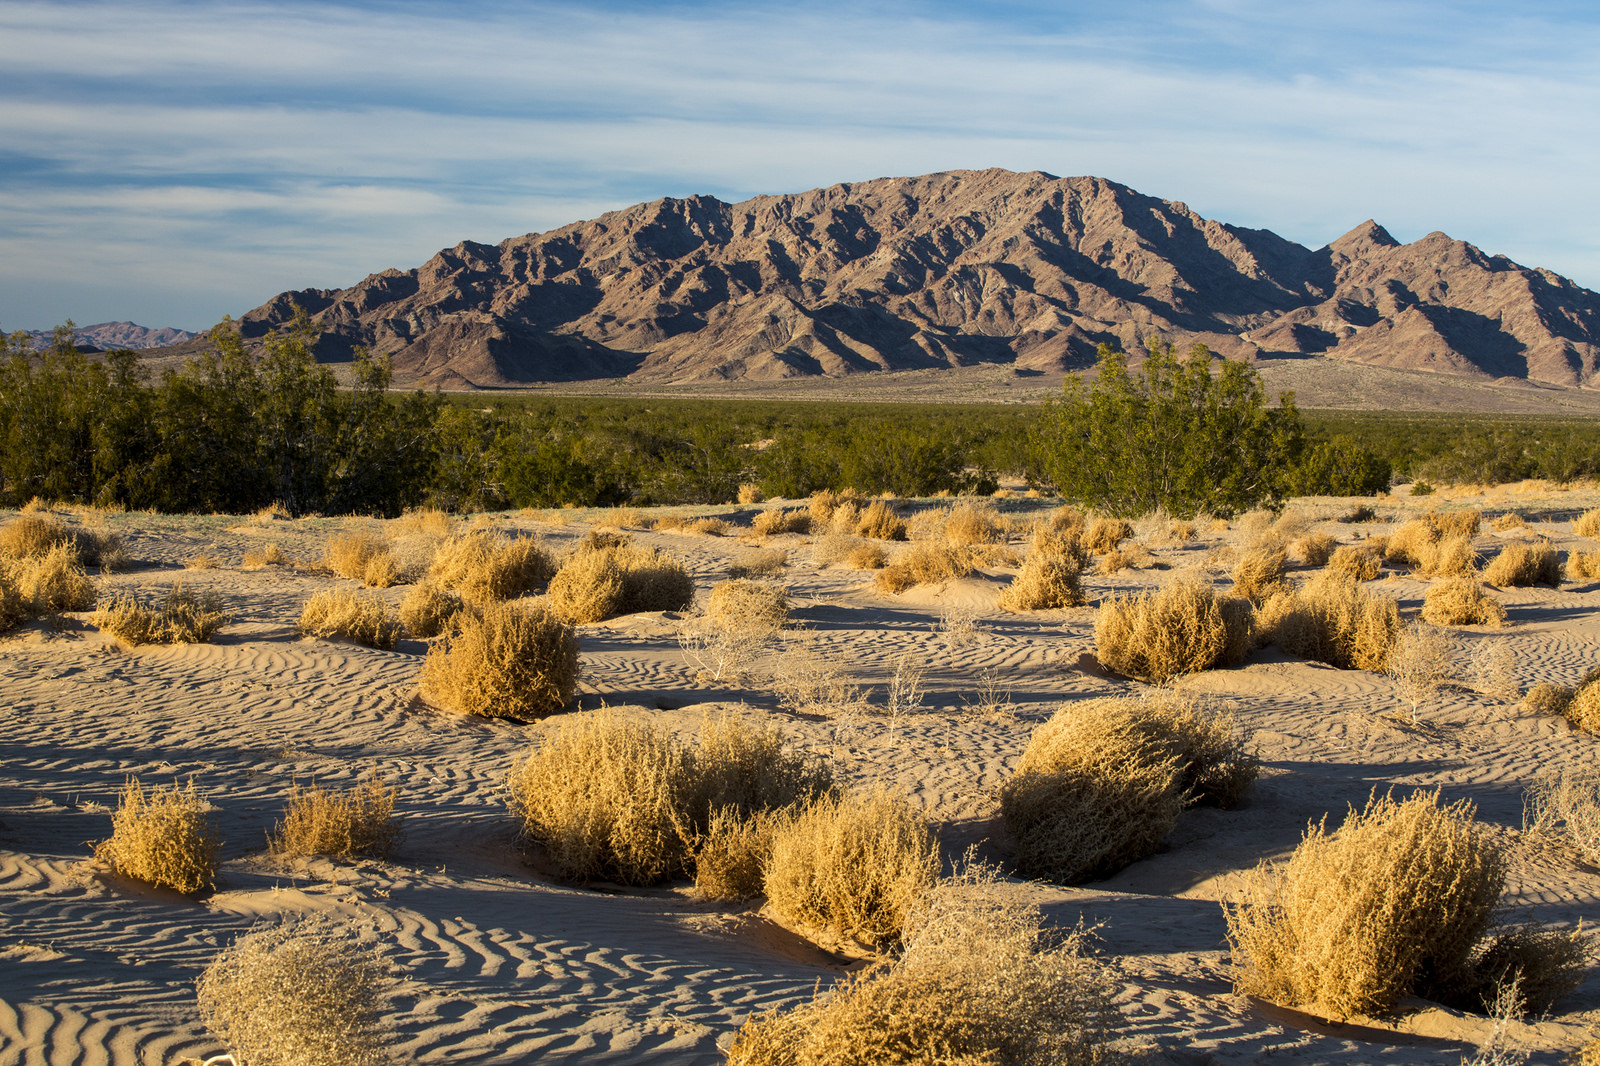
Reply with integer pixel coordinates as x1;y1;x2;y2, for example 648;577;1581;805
854;499;907;541
398;580;469;639
1483;540;1562;588
507;711;832;885
93;585;230;644
725;864;1124;1066
427;529;554;602
808;532;855;568
3;542;96;616
269;775;400;860
1293;532;1338;567
753;508;811;537
183;551;220;571
1082;517;1133;554
93;778;220;894
1522;681;1575;717
1417;534;1480;576
1468;924;1594;1017
875;540;977;593
1525;765;1600;866
737;482;764;505
0;512;128;571
943;502;1009;546
846;542;888;570
686;516;732;536
1568;549;1600;581
1000;693;1259;884
707;579;789;630
324;530;397;587
1093;573;1252;682
1422;576;1508;627
999;551;1085;610
297;588;402;650
547;542;696;622
420;601;579;721
1225;789;1506;1019
1566;680;1600;734
1385;517;1441;567
1232;543;1289;603
1432;509;1483;539
197;917;393;1066
1325;544;1383;582
1255;572;1403;671
809;488;865;527
387;504;452;538
694;807;787;901
1098;543;1154;574
1575;509;1600;538
1490;512;1528;532
728;547;788;578
241;542;289;570
764;788;938;948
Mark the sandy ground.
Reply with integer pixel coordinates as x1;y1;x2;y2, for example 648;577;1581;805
1;486;1598;1064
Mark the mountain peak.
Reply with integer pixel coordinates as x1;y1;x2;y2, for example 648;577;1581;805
1329;220;1400;254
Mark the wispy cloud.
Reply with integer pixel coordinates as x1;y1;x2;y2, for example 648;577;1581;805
3;0;1598;328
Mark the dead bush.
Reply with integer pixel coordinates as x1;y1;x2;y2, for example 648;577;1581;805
1225;789;1507;1019
729;548;788;578
1484;540;1562;588
1385;621;1456;722
1431;510;1483;539
738;483;764;505
1467;640;1520;701
809;532;857;568
94;585;230;644
508;711;831;884
1386;518;1441;567
694;807;782;900
324;530;398;587
855;500;907;541
1098;544;1154;573
875;541;977;594
0;512;70;560
809;488;865;527
1422;576;1508;627
427;530;554;602
1093;573;1252;682
420;601;579;721
999;552;1085;610
1082;517;1133;555
707;579;789;630
94;778;220;895
1490;512;1527;532
241;543;289;570
1325;544;1382;582
547;543;695;622
197;917;393;1066
944;502;1008;546
1469;924;1594;1016
1258;572;1403;670
1031;526;1091;569
398;581;468;639
1417;534;1480;576
1567;681;1600;734
387;504;452;538
726;863;1123;1066
1000;693;1259;884
686;516;731;536
753;508;811;537
1232;543;1289;603
764;788;939;948
1568;549;1600;582
5;543;96;615
770;634;868;717
1522;682;1574;717
1575;509;1600;539
1294;532;1338;567
846;542;888;570
1525;765;1600;867
269;775;400;860
297;588;402;650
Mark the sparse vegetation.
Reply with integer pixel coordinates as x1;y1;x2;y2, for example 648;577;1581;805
728;547;788;578
1082;517;1133;555
1575;509;1600;538
998;551;1085;610
1568;549;1600;581
1522;682;1575;718
2;542;96;619
854;499;907;541
93;584;230;644
269;775;401;860
875;540;978;593
753;508;810;537
1093;572;1252;682
420;601;579;721
325;530;399;587
1484;540;1562;588
1256;571;1403;670
94;778;220;895
1422;576;1508;627
1525;765;1600;867
427;529;554;602
706;579;789;630
1385;621;1456;722
1294;532;1337;567
297;588;403;649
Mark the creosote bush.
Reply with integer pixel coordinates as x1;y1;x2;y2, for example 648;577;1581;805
726;863;1124;1066
1255;572;1403;671
507;711;833;885
998;551;1085;610
1093;573;1252;682
854;500;907;541
398;580;469;639
763;788;939;948
1000;692;1259;884
427;529;554;602
93;584;230;644
1421;576;1507;628
420;600;579;721
269;775;400;860
94;778;220;894
197;917;393;1066
1225;789;1505;1019
1483;540;1562;588
1325;544;1382;582
297;588;403;649
547;542;696;623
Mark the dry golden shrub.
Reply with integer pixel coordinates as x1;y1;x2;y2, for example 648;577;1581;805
1255;572;1403;671
324;531;394;586
1098;544;1154;574
93;585;230;644
1386;518;1441;567
1232;543;1289;603
1386;621;1456;722
686;516;731;536
737;483;764;505
1575;509;1600;539
0;572;26;634
183;551;219;571
728;547;788;578
1093;573;1252;682
94;778;220;894
507;711;831;885
546;548;624;623
6;542;96;615
1225;789;1506;1019
1325;544;1383;582
1522;682;1575;717
1567;549;1600;581
1000;693;1259;884
547;542;695;622
846;542;888;570
875;541;976;593
0;512;72;560
269;775;400;860
998;552;1085;610
1431;509;1483;539
753;508;811;537
421;601;578;721
1469;924;1594;1016
1525;765;1600;867
829;500;865;535
855;500;908;541
943;502;1008;546
1082;517;1133;554
1417;534;1480;576
764;788;939;948
809;488;865;527
297;588;402;650
1294;532;1338;567
427;530;554;602
1567;682;1600;734
707;579;789;630
1577;1035;1600;1066
253;501;292;524
809;532;857;568
1422;576;1508;627
1031;527;1091;568
197;917;392;1066
398;581;468;639
769;634;869;717
725;864;1124;1066
1484;540;1562;588
241;543;288;570
387;504;452;538
694;808;787;901
1490;512;1527;532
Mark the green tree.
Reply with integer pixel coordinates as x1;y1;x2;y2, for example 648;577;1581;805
1033;339;1303;517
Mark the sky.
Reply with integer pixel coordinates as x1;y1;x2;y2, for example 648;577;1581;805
3;0;1599;332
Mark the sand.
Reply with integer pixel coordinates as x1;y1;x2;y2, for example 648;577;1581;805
1;489;1597;1064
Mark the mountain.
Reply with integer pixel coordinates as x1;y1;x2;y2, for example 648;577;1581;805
179;169;1600;389
28;322;199;351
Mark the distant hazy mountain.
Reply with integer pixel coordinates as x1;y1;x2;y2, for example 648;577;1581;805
163;169;1600;389
26;321;199;351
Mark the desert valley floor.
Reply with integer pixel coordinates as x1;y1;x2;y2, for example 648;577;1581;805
1;488;1597;1065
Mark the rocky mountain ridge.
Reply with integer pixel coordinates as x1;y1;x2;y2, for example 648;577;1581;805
26;321;199;352
170;169;1600;389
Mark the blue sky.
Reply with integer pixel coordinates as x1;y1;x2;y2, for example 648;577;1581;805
3;0;1599;331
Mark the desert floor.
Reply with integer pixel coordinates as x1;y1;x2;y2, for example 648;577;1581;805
1;486;1597;1065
